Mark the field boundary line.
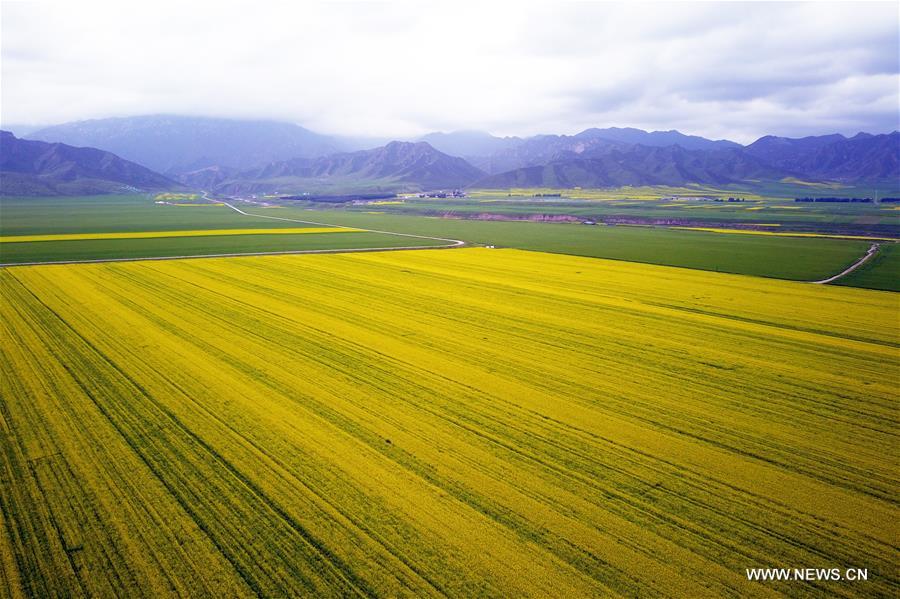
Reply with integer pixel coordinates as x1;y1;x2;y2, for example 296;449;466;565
207;192;465;248
0;193;467;267
812;243;880;284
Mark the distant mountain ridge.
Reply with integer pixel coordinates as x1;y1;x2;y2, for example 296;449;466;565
475;131;899;188
475;144;790;188
746;132;899;182
26;115;342;174
574;127;741;151
744;133;849;169
419;126;734;163
24;117;749;176
0;130;178;196
456;127;742;174
417;130;522;158
188;141;485;194
14;114;900;193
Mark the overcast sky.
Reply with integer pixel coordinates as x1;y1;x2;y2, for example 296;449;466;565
2;1;898;143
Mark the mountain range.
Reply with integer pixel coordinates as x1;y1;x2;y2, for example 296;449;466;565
24;115;343;174
477;132;899;188
476;144;788;188
3;115;898;195
0;131;178;196
189;141;486;194
745;133;899;182
417;130;522;159
459;127;743;173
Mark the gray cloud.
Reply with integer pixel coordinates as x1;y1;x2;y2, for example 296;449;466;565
1;1;897;143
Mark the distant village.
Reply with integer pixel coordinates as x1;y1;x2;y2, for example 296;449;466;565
662;196;747;202
414;190;467;199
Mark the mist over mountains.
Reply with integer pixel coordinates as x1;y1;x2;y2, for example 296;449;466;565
3;115;898;195
25;115;343;174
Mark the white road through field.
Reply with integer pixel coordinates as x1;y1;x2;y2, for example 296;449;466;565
207;191;465;248
0;193;466;267
812;242;881;284
0;192;888;284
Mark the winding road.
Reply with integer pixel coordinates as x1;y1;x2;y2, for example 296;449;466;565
207;192;465;249
811;243;880;285
0;193;466;267
1;193;887;283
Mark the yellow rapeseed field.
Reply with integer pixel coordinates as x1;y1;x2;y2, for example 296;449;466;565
0;227;360;243
1;248;897;597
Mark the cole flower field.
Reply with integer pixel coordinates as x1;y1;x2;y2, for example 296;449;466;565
1;248;897;597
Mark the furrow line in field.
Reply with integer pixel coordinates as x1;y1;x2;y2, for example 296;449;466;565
7;274;378;598
88;262;896;596
167;256;897;502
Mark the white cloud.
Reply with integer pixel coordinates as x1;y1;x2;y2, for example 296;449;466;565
2;1;897;143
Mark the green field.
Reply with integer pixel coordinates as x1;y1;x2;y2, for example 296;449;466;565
0;232;443;264
1;195;893;288
363;185;900;234
2;249;897;597
0;195;302;236
0;196;449;264
381;198;897;228
835;243;900;292
467;181;900;201
0;195;317;235
275;208;874;282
